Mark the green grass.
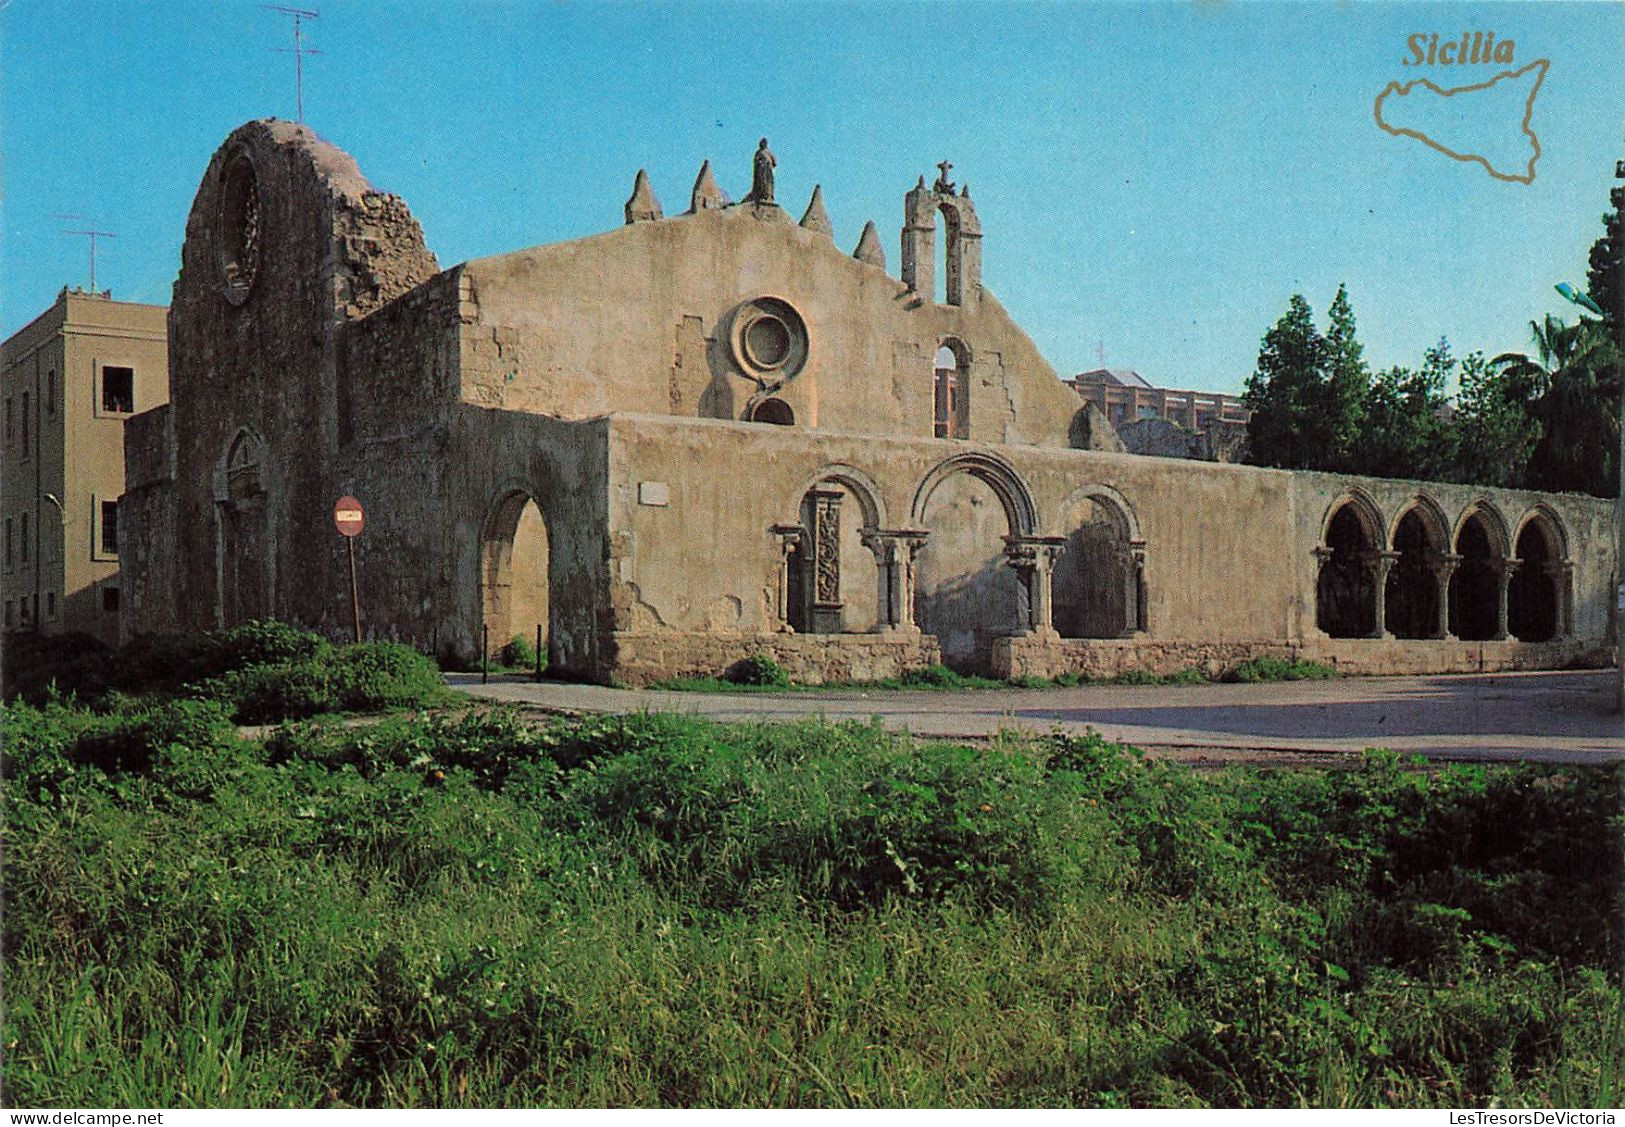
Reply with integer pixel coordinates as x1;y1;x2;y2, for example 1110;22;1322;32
4;695;1619;1109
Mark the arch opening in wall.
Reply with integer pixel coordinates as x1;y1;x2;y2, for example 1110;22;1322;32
1385;507;1445;639
1449;509;1505;641
933;340;969;439
935;203;961;306
781;469;883;635
1052;488;1143;639
480;491;555;666
911;454;1036;672
1316;499;1379;638
1508;516;1562;643
750;397;795;426
215;429;269;628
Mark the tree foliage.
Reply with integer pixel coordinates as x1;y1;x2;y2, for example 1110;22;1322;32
1243;286;1367;471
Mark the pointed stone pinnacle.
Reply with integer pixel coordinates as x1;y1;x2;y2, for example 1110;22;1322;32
853;220;885;269
799;185;833;238
689;159;728;212
624;169;662;225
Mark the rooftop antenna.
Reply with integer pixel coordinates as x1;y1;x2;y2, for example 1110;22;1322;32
263;5;320;124
1097;340;1106;368
55;214;116;294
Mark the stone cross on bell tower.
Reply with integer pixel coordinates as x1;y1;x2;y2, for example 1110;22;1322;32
901;164;982;307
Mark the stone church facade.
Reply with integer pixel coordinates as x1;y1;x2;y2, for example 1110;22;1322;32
120;121;1618;684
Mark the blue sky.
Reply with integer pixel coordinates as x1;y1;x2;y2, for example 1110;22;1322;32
3;1;1621;393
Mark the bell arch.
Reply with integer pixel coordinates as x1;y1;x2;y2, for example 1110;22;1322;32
479;487;556;665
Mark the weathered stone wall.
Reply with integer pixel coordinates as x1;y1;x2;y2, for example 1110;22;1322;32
119;405;176;641
148;120;439;636
454;205;1089;448
609;631;942;687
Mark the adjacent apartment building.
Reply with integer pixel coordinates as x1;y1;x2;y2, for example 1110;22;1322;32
2;288;168;643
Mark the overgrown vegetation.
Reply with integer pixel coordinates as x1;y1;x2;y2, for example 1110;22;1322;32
1;620;452;722
4;688;1618;1108
653;660;1336;693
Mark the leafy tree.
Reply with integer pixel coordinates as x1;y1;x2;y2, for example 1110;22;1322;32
1447;350;1540;489
1244;288;1368;471
1586;173;1622;333
1495;316;1620;497
1353;340;1454;482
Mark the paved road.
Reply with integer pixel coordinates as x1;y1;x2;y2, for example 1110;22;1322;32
448;669;1625;766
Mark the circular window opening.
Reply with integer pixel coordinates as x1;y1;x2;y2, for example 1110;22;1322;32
217;152;262;306
751;398;795;426
744;315;792;370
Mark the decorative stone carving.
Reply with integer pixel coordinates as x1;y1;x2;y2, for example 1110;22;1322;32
218;150;262;305
934;160;955;194
624;169;662;225
806;487;844;634
853;221;885;269
750;138;776;204
862;529;929;632
689;160;728;212
1003;535;1067;635
770;523;805;631
799;185;833;238
728;296;808;384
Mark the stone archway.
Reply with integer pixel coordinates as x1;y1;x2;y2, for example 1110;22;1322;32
1449;504;1510;641
910;453;1047;671
1052;486;1145;639
480;490;554;665
1385;499;1449;640
215;428;270;628
1509;510;1569;643
775;467;886;635
1315;493;1383;638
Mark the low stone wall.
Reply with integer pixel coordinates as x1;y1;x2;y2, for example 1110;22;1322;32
994;631;1613;680
993;634;1297;680
606;629;943;687
1300;636;1611;676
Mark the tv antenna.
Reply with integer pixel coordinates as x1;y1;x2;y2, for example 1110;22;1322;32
1097;340;1106;367
263;5;320;123
55;214;116;293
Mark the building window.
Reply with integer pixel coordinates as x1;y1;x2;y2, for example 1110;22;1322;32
20;512;29;563
100;500;119;556
46;371;56;416
102;366;135;414
20;392;28;456
933;342;969;439
102;585;120;614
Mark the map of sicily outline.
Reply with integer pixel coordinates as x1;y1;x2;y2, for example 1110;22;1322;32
1374;31;1549;185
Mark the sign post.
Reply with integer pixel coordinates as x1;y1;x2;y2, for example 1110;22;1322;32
333;495;365;643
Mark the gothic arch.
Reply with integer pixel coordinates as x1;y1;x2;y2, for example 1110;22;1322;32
1449;501;1511;641
1386;492;1450;552
1452;499;1511;557
910;451;1037;539
1508;506;1571;642
776;465;886;634
1315;492;1384;638
1385;497;1450;640
783;464;886;531
479;485;557;664
1318;489;1385;548
213;426;271;628
1511;504;1570;561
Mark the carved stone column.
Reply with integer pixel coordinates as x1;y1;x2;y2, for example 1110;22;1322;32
1494;558;1514;641
1548;560;1575;638
770;523;805;632
862;528;929;633
806;487;845;634
1003;535;1067;636
1366;550;1399;639
1432;553;1462;641
1126;539;1148;636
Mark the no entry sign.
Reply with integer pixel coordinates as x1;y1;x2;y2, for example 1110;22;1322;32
333;496;365;538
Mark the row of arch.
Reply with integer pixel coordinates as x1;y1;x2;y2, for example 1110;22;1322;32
1316;491;1572;644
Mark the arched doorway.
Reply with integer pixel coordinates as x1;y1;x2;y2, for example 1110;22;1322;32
1052;488;1143;638
1385;507;1445;639
1449;509;1506;641
784;474;882;635
1509;517;1563;642
911;454;1038;672
1316;498;1380;638
216;429;269;627
480;491;553;665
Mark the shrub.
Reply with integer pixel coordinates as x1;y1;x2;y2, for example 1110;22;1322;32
333;643;449;712
725;655;791;687
499;634;539;669
1226;656;1337;683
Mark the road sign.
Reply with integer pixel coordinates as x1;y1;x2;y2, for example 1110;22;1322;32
333;495;365;538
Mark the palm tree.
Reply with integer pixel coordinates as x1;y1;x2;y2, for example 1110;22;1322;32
1493;316;1621;496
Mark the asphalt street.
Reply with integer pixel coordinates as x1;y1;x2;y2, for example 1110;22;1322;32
448;669;1625;766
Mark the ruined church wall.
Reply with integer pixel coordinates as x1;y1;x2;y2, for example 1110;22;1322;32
455;209;1085;447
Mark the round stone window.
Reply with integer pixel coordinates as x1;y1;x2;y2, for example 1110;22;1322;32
729;297;808;381
217;151;262;306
